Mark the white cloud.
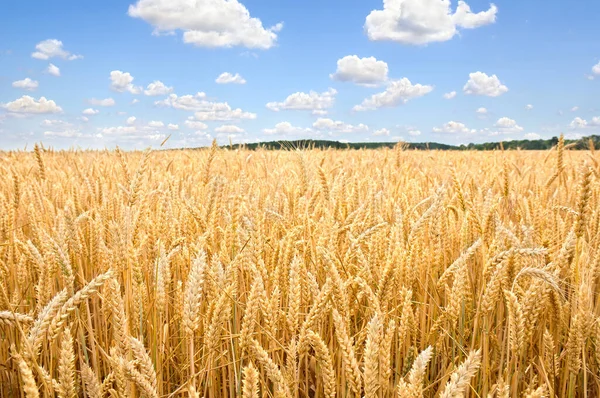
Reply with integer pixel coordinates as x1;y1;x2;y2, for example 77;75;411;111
408;130;421;136
312;109;329;116
82;108;99;115
443;91;457;99
215;125;245;134
492;117;524;134
99;125;166;141
168;123;179;130
80;116;89;122
525;104;533;110
372;128;390;136
1;96;62;114
47;63;60;77
157;92;257;121
127;116;137;125
31;39;82;60
216;72;247;84
463;72;508;97
44;130;85;138
266;88;337;113
330;55;388;86
12;78;39;91
128;0;282;49
364;0;497;45
570;117;587;129
313;118;369;134
185;120;209;130
433;121;474;134
476;107;488;114
353;78;433;111
592;61;600;76
41;119;72;128
571;106;579;112
89;98;116;107
524;133;541;140
132;99;140;105
148;120;165;128
156;92;209;111
570;116;600;129
144;80;174;96
263;121;313;136
110;70;142;94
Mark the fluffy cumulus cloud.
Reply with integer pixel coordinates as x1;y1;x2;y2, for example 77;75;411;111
216;72;247;84
491;117;524;135
168;123;179;130
147;121;165;128
127;116;137;125
463;72;508;97
39;120;85;138
524;133;541;140
44;129;86;138
41;119;71;127
570;116;600;129
31;39;82;60
1;96;63;114
157;92;257;121
128;0;283;49
443;91;457;99
82;108;99;115
525;104;533;110
266;88;337;113
330;55;389;86
215;124;245;134
372;128;390;136
365;0;497;45
89;98;116;107
408;130;422;136
312;118;369;134
263;122;313;136
476;107;488;114
433;121;474;134
144;80;174;96
12;78;39;91
353;78;433;111
110;71;142;94
47;63;60;77
98;125;167;142
592;62;600;77
184;120;209;130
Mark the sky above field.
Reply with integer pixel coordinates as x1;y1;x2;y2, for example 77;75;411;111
1;0;599;150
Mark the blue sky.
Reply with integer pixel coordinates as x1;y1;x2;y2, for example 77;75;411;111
1;0;599;150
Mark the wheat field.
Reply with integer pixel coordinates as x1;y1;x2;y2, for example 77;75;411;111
1;139;599;397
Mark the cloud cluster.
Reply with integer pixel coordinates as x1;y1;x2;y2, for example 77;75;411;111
330;55;388;86
144;80;174;96
365;0;497;45
31;39;82;60
267;88;337;114
12;78;39;91
157;92;257;120
128;0;283;49
216;72;247;84
1;96;63;114
463;72;508;97
110;71;142;94
353;78;433;111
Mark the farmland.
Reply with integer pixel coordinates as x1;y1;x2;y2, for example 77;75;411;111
1;139;599;397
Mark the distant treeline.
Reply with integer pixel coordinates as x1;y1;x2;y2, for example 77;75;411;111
221;135;600;151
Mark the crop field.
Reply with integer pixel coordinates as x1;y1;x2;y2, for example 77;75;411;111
1;139;599;397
